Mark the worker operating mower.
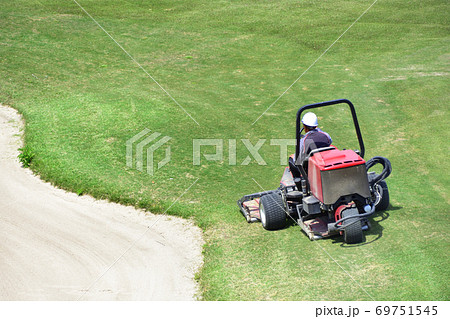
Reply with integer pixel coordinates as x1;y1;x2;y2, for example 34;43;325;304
238;99;392;244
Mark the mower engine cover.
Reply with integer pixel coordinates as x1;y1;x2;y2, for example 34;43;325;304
308;149;371;205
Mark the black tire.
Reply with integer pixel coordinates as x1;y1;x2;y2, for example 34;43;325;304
259;192;286;230
374;180;389;211
342;208;363;244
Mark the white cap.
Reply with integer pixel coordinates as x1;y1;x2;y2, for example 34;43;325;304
302;112;318;127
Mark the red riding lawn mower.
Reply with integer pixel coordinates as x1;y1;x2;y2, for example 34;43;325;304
238;99;392;244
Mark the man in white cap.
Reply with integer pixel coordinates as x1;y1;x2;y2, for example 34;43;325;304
289;112;332;178
299;112;332;162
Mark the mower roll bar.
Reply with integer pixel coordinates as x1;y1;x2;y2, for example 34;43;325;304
295;99;365;160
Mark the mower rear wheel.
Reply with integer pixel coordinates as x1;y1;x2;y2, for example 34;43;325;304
259;192;286;231
342;208;363;244
374;180;389;211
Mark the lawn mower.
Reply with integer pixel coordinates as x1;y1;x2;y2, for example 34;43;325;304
238;99;391;244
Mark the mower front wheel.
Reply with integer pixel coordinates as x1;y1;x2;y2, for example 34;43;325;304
342;208;363;244
259;192;286;231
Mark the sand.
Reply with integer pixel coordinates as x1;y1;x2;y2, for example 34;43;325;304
0;105;203;300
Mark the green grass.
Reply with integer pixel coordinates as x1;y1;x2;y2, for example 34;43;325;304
17;145;35;168
1;0;449;300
